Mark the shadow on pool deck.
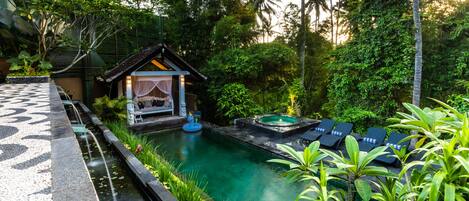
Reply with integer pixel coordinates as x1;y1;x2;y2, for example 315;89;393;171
210;123;410;175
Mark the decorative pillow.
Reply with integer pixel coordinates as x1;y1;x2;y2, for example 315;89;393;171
137;101;145;109
332;131;342;136
363;137;377;144
156;100;165;107
386;143;402;150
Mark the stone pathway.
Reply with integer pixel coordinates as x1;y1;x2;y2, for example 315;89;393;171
0;83;52;200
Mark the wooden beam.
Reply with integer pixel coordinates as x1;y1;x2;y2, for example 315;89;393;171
131;71;190;76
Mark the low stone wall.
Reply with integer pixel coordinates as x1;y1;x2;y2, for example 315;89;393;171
48;83;99;201
77;102;177;201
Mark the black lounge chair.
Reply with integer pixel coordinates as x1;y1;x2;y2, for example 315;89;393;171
300;119;335;142
358;127;386;152
319;122;353;149
375;132;410;165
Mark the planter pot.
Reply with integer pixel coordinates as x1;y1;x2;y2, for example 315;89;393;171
6;76;50;84
0;59;9;83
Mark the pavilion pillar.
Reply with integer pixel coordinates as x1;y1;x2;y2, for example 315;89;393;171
179;75;187;117
126;76;134;125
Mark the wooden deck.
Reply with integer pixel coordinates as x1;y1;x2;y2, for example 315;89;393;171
129;115;186;133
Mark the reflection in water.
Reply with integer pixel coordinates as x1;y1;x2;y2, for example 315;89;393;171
146;129;305;201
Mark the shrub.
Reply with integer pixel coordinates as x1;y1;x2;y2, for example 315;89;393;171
272;99;469;201
93;96;127;121
216;83;261;120
448;94;469;113
335;107;380;134
6;51;52;76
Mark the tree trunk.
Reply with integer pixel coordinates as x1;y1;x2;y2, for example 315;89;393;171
330;0;334;44
412;0;423;107
335;0;340;45
300;0;306;88
347;175;355;201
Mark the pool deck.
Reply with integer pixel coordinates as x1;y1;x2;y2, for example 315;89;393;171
0;83;97;201
211;124;404;174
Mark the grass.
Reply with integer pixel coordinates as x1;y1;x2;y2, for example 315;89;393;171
106;121;210;201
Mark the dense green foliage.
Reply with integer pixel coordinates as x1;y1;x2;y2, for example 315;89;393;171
93;96;127;121
106;121;209;201
202;42;299;123
276;3;333;116
216;83;260;121
7;51;52;76
272;99;469;201
326;0;414;132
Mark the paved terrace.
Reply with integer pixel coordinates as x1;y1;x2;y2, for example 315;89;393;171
0;83;97;201
212;124;404;174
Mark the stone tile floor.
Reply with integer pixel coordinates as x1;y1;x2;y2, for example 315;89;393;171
0;83;52;200
213;125;404;174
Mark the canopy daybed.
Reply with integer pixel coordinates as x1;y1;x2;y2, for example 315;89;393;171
132;76;174;116
101;43;207;125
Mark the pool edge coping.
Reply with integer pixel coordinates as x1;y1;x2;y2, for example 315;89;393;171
49;83;99;201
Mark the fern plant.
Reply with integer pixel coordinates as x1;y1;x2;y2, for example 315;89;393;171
93;96;127;121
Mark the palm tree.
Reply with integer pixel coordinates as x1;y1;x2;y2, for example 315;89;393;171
412;0;423;107
299;0;328;87
250;0;280;37
306;0;328;31
330;0;334;44
300;0;306;87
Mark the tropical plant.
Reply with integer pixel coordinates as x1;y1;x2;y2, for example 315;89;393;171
321;136;391;201
335;107;379;134
305;0;328;31
106;121;209;201
93;96;127;121
326;0;414;128
371;177;411;201
269;142;345;201
299;162;345;201
215;83;260;121
388;98;463;148
389;99;469;200
6;50;52;76
268;141;327;179
249;0;280;35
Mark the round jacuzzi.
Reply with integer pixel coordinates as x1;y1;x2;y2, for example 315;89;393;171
255;114;300;127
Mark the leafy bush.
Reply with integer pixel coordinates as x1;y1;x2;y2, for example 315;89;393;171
326;0;414;123
106;121;209;201
216;83;260;120
272;99;469;201
6;51;52;76
202;42;298;124
335;107;380;134
448;94;469;113
270;137;389;201
93;96;127;121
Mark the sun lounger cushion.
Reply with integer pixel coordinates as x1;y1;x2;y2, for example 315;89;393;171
358;127;386;152
376;132;409;165
319;122;353;148
300;119;335;142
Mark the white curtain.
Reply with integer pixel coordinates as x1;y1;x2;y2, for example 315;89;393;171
133;76;172;98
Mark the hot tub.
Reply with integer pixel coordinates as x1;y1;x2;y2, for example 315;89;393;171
255;114;300;127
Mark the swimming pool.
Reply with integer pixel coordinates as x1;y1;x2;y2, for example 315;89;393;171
145;128;304;201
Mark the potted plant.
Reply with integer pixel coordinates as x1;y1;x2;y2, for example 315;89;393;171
5;51;52;84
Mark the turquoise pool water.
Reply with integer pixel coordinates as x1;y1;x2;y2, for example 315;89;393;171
145;129;304;201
